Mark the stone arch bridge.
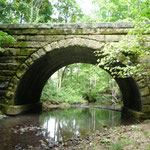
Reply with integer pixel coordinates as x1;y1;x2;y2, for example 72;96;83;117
0;22;150;119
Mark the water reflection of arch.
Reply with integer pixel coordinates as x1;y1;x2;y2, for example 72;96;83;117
39;108;121;142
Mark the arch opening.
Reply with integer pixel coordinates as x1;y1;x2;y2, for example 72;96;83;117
14;45;142;111
41;63;122;106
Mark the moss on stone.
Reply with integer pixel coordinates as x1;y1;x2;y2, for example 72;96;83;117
0;70;15;76
19;48;36;55
4;99;13;105
142;105;150;113
2;102;42;115
0;76;11;81
122;107;142;119
2;41;28;48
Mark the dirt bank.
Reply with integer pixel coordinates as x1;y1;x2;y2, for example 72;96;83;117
67;120;150;150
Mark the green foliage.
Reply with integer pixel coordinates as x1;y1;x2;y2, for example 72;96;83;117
95;20;150;78
0;0;83;23
53;0;83;23
41;64;121;105
130;125;141;131
92;0;150;22
0;31;15;43
0;31;16;51
109;142;125;150
41;78;86;104
145;145;150;150
0;0;149;24
0;0;54;23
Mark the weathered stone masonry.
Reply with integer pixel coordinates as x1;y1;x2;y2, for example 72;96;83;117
0;22;150;118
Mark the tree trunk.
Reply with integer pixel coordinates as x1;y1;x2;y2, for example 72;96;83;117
30;4;33;23
76;65;79;82
57;66;68;89
137;0;141;12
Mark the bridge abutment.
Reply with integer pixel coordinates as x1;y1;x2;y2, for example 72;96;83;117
2;102;42;115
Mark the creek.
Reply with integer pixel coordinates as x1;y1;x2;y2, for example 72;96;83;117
0;107;132;149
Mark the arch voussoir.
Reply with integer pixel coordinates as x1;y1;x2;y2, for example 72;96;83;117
44;44;52;52
16;63;28;79
24;58;34;67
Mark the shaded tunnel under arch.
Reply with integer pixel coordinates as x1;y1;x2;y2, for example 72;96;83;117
14;46;142;111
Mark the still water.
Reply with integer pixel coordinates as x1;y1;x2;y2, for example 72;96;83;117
0;107;121;149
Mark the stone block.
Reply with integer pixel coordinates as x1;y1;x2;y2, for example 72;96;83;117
44;44;52;52
37;48;46;56
65;38;75;47
65;35;76;39
0;57;15;63
10;76;19;85
142;105;150;113
0;96;6;103
24;42;43;48
142;95;150;105
3;41;47;48
141;113;150;119
105;35;125;41
14;35;26;41
31;52;40;61
0;63;19;70
0;56;26;64
0;76;11;82
88;35;105;42
0;82;8;90
140;87;150;97
6;90;14;98
57;40;67;48
19;48;37;56
25;58;34;66
7;83;17;93
50;41;59;49
86;40;105;50
69;38;80;46
0;70;15;76
16;63;28;78
22;29;39;35
0;22;133;29
122;106;145;120
26;35;45;41
0;90;6;97
4;98;14;105
2;42;27;48
137;79;146;88
2;48;20;56
44;35;54;42
45;35;65;42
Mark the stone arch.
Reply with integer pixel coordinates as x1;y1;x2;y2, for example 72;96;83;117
6;37;142;113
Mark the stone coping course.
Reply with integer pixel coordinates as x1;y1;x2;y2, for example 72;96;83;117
0;22;134;29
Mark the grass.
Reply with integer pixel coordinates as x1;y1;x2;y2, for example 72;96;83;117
109;142;125;150
145;145;150;150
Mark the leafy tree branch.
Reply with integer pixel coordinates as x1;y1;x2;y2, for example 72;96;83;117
0;31;16;51
95;19;150;78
